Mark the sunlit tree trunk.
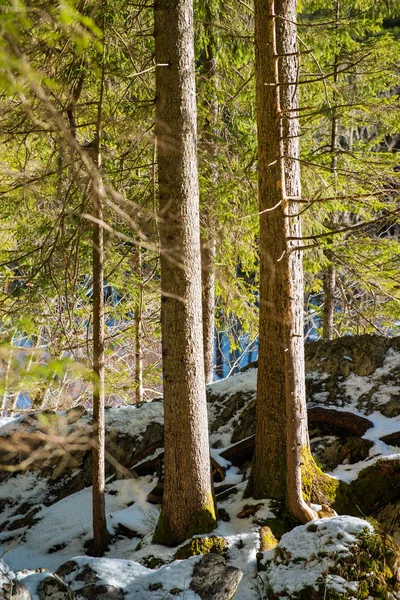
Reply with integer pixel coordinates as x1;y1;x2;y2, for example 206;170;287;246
152;0;217;545
247;0;316;523
91;37;109;553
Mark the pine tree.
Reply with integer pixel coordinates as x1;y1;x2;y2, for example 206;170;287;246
247;0;317;522
152;0;217;545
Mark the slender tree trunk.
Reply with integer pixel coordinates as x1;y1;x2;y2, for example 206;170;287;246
276;0;316;523
91;36;109;554
248;0;316;523
201;236;216;384
133;244;144;404
152;0;216;546
201;24;218;384
322;0;340;341
246;0;288;501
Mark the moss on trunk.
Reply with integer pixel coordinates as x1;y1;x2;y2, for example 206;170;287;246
153;496;217;547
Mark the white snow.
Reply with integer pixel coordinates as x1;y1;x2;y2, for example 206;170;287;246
63;556;202;600
1;343;400;599
207;368;257;399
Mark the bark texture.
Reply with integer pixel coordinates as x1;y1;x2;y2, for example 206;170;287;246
249;0;316;522
247;0;287;501
153;0;216;545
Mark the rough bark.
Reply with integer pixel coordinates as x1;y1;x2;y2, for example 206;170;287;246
246;0;288;501
276;0;315;523
248;0;316;523
153;0;216;545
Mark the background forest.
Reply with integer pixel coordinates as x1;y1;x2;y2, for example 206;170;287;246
1;0;400;412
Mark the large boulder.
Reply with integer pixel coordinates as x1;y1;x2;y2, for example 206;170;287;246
258;516;400;599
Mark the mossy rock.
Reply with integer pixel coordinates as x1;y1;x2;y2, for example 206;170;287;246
261;518;400;600
328;528;400;599
174;535;228;560
305;334;391;378
259;526;278;552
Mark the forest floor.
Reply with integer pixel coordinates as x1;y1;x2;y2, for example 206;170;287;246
0;334;400;599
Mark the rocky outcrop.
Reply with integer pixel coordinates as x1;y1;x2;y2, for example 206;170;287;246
0;404;164;536
258;516;400;600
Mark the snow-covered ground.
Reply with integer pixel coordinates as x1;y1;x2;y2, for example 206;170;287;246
0;337;400;599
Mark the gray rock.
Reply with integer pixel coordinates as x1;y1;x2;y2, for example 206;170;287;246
1;560;31;600
1;579;32;600
381;395;400;418
190;554;242;600
36;574;75;599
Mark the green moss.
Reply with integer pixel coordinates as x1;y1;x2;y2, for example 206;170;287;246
185;496;217;540
174;535;228;560
152;496;217;547
330;528;400;600
259;526;278;552
152;512;177;546
301;446;341;505
343;459;400;516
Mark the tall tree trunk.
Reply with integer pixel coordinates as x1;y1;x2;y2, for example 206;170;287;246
133;244;143;404
91;37;109;554
322;0;340;341
276;0;316;523
247;0;316;523
152;0;217;546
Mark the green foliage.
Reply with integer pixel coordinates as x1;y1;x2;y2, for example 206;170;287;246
299;0;400;335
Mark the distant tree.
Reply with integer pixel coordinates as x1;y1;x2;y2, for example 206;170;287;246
152;0;217;544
